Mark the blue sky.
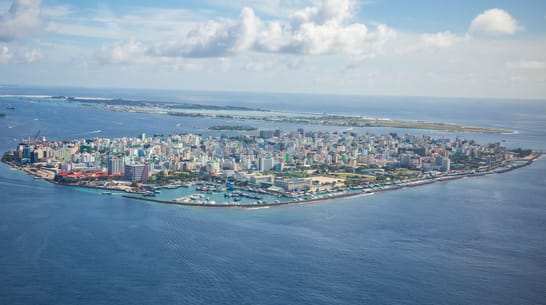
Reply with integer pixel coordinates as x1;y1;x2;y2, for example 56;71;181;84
0;0;545;99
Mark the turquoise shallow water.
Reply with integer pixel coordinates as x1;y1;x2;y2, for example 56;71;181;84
0;90;545;305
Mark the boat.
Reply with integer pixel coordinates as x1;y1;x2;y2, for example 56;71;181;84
190;194;204;200
6;105;15;110
102;192;113;195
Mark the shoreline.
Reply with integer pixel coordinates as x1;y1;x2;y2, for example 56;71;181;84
3;152;541;209
5;95;512;134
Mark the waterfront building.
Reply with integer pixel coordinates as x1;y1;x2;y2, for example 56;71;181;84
274;178;311;192
124;163;148;182
107;157;125;175
22;146;32;159
31;149;44;163
441;156;451;172
250;175;275;186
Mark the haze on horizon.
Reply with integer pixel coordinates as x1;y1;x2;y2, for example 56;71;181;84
0;0;545;100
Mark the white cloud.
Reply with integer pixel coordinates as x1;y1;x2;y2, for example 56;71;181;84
95;39;151;65
45;5;204;41
23;47;42;63
94;38;236;73
0;45;42;63
0;45;13;62
228;7;259;53
258;0;396;58
421;31;459;48
147;0;395;59
0;0;46;42
290;0;355;26
506;60;546;70
170;57;231;72
469;8;522;35
151;7;259;58
256;21;289;52
242;54;306;72
203;0;306;18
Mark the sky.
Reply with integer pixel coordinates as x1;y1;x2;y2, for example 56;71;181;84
0;0;545;99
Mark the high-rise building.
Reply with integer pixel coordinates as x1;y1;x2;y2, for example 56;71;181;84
258;157;274;172
441;157;451;172
108;157;125;175
22;146;33;160
259;130;274;139
124;163;148;182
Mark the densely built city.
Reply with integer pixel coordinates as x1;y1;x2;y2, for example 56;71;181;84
2;128;536;205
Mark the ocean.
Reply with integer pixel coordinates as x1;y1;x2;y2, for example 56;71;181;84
0;88;545;305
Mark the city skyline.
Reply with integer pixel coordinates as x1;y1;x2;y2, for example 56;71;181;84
0;0;545;99
7;126;533;207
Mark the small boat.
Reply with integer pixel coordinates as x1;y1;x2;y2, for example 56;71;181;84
102;192;113;195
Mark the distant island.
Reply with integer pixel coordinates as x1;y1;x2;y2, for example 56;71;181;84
30;95;510;134
58;96;267;112
208;125;257;131
2;128;540;208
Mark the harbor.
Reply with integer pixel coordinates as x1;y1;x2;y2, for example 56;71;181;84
120;153;542;208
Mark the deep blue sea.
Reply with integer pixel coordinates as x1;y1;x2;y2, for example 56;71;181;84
1;88;545;305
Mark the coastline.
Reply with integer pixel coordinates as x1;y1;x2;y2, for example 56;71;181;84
3;95;512;134
3;152;541;209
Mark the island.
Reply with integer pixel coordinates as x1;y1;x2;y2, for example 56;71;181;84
208;125;257;131
38;95;510;134
2;128;541;208
60;96;267;112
